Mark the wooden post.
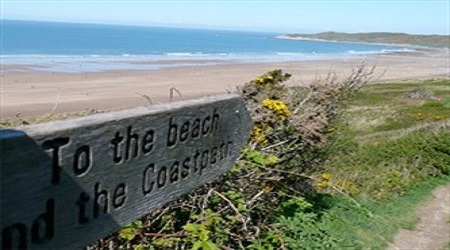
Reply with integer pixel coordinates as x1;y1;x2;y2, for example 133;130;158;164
0;94;252;250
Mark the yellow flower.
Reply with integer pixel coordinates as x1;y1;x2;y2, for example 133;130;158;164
256;77;265;83
250;124;270;145
434;115;445;121
316;181;328;188
321;172;332;181
339;181;355;192
263;185;273;193
254;71;277;84
261;99;291;120
266;155;279;165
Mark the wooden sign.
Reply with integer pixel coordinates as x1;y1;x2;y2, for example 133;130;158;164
0;94;252;250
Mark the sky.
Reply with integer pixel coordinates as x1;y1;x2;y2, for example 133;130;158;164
1;0;449;35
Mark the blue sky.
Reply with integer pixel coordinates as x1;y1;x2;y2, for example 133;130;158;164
2;1;449;34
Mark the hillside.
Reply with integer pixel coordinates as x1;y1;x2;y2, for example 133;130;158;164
282;32;450;48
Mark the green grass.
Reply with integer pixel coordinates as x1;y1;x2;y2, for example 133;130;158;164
346;79;450;133
279;176;450;250
332;78;450;199
445;242;450;250
326;129;449;199
278;79;450;249
443;96;450;108
325;176;450;250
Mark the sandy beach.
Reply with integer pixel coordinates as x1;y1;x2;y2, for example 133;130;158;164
1;51;449;119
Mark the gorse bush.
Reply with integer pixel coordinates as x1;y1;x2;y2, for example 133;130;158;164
87;66;376;249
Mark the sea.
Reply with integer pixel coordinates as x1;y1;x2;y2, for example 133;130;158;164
1;20;413;73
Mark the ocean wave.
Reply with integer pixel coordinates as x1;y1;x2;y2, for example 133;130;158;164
275;52;308;56
164;52;230;57
0;51;346;73
0;47;417;73
1;53;233;73
1;46;415;62
347;47;416;55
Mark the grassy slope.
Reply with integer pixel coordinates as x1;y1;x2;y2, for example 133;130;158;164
279;79;450;249
284;32;450;48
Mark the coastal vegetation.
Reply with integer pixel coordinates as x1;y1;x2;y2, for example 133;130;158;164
282;32;450;48
89;71;448;249
2;70;448;249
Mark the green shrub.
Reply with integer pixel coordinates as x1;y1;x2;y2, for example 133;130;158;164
277;196;340;249
87;66;374;249
88;74;449;250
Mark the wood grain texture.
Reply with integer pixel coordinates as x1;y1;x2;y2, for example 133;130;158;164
0;94;252;250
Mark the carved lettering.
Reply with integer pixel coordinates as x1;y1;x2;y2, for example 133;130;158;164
73;145;92;176
111;126;155;164
0;95;251;249
166;109;220;148
200;150;209;174
192;118;200;138
113;183;127;209
157;166;167;188
181;157;191;179
142;164;155;195
93;183;109;218
180;121;190;142
1;199;55;250
125;126;139;160
31;199;55;244
169;161;180;183
75;183;128;224
42;138;70;185
2;223;27;250
110;132;124;164
142;130;155;155
76;192;90;225
141;141;234;195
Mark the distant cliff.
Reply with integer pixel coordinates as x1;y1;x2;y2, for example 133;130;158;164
281;32;450;48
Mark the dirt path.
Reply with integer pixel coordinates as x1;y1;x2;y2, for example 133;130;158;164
388;184;450;250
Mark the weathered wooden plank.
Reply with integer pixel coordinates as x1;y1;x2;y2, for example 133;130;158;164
0;94;252;250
